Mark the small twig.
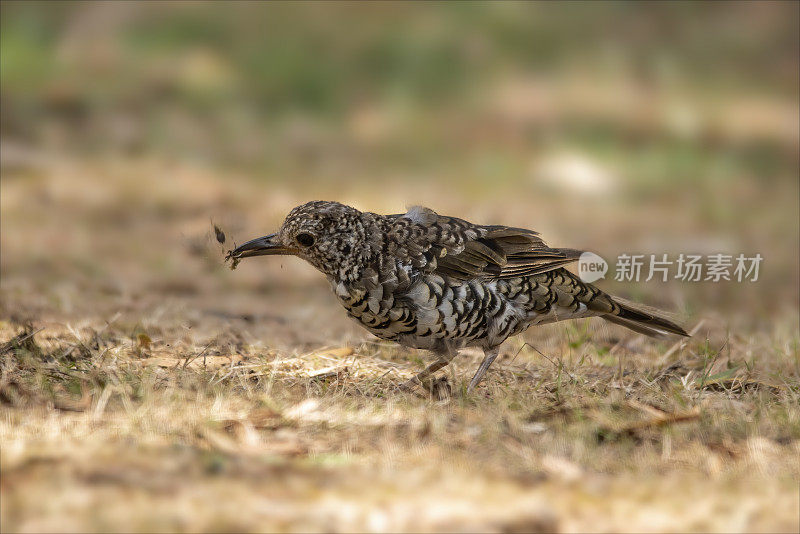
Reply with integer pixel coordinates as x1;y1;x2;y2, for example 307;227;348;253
0;327;45;354
183;340;214;370
626;398;670;418
363;368;398;393
515;342;577;382
696;339;727;397
210;366;237;386
617;407;701;434
657;319;705;366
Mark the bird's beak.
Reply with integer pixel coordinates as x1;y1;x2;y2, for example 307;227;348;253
227;233;296;260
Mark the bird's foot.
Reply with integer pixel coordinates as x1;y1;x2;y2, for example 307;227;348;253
397;376;451;400
397;377;420;392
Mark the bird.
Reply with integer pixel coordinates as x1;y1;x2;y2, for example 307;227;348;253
227;200;688;392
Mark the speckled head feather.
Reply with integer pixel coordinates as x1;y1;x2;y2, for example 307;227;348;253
272;201;377;281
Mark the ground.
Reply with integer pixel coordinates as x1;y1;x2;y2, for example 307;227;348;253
1;159;798;532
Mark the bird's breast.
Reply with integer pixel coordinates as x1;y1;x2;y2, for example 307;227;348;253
332;272;527;348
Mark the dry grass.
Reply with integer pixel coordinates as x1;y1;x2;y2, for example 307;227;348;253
1;302;798;532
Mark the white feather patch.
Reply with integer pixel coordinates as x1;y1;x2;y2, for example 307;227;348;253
404;205;438;225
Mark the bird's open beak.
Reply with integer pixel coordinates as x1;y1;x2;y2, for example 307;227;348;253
227;233;296;260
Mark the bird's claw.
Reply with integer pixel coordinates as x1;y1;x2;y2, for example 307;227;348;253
397;376;451;400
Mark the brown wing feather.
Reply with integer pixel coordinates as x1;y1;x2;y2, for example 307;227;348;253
392;208;582;281
440;238;582;280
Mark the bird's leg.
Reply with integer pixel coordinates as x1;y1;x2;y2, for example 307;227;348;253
467;347;499;392
398;357;450;392
399;350;456;392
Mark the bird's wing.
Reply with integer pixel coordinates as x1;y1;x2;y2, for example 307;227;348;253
386;206;583;281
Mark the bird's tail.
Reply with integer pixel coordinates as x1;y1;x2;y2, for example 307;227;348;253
603;295;689;338
551;269;689;338
538;269;690;338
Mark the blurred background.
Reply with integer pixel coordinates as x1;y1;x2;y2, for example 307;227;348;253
1;3;799;532
2;0;798;343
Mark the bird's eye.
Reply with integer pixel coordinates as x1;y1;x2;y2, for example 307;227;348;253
296;232;315;247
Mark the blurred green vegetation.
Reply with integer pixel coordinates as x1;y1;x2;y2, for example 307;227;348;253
3;2;797;107
2;1;797;179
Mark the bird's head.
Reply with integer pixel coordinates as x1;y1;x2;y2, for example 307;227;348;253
227;201;377;280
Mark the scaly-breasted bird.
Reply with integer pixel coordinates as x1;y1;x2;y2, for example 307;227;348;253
227;201;688;392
